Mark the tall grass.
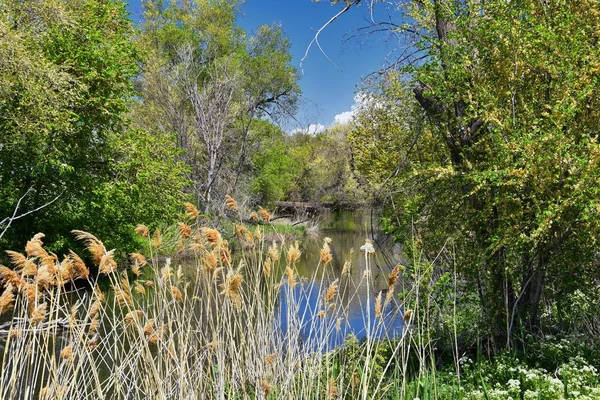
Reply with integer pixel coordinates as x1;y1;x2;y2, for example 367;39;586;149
0;204;456;399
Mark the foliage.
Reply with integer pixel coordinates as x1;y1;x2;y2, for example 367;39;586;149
346;0;600;345
135;0;300;213
0;0;188;255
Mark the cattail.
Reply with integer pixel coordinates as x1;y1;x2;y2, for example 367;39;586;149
258;206;271;222
134;224;150;238
25;233;46;258
325;279;339;304
375;291;383;318
60;344;73;360
263;258;272;278
31;302;47;326
285;266;297;288
124;310;144;324
221;270;243;308
202;251;218;273
286;242;301;265
151;229;162;248
134;282;146;295
99;250;117;275
249;212;259;223
201;227;221;244
320;243;333;266
69;250;89;280
71;230;105;264
224;195;237;211
403;309;413;322
177;222;192;239
388;264;401;289
171;286;183;301
184;202;199;219
0;285;14;315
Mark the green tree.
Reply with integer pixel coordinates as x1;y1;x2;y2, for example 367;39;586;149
135;0;299;213
342;1;600;346
0;0;188;253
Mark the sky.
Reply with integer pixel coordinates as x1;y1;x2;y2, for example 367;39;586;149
125;0;399;133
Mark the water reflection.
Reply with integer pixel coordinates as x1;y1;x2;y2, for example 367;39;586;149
276;210;407;352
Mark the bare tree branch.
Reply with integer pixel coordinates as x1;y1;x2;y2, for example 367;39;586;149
0;188;63;240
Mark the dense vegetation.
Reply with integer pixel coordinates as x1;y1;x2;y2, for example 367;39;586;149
0;0;599;399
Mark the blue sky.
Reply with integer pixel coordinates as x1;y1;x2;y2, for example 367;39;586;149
125;0;398;132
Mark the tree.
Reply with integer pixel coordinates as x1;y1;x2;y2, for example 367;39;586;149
334;0;600;347
0;0;188;254
135;0;300;214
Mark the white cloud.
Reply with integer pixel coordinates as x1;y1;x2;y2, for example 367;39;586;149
290;123;326;135
289;92;381;134
332;92;375;126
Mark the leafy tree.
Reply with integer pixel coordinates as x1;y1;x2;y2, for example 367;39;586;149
0;0;188;254
340;0;600;347
135;0;299;213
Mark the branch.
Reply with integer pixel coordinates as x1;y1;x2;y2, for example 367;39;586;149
0;188;63;240
300;0;361;72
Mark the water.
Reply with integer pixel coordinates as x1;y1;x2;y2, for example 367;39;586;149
275;210;407;350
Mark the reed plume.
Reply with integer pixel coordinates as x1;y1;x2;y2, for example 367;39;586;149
151;229;162;248
30;302;47;326
72;230;105;264
184;202;200;219
375;291;383;318
263;258;271;278
171;286;183;301
201;227;221;244
177;222;192;239
320;242;333;266
60;344;73;360
286;241;301;266
224;194;238;211
0;284;14;315
99;250;117;275
258;207;271;222
267;243;280;262
325;279;339;304
0;266;24;289
134;224;150;238
285;266;297;288
69;250;89;280
25;233;46;258
249;212;258;223
221;270;243;308
5;250;27;269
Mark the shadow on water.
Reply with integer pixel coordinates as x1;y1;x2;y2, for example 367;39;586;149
277;209;407;352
